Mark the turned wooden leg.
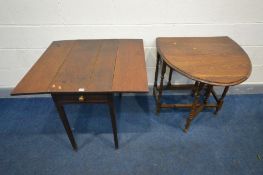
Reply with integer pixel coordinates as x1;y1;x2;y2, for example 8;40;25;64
214;86;229;114
203;85;213;105
184;82;202;132
156;60;167;114
167;67;173;87
191;81;199;96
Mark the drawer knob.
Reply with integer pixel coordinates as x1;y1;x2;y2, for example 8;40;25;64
79;95;85;102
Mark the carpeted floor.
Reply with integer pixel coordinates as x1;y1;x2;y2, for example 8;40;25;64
0;94;262;175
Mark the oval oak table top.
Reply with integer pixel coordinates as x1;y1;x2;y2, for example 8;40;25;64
12;39;148;95
156;37;252;86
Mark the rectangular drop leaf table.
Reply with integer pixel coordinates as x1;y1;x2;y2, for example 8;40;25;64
12;39;148;150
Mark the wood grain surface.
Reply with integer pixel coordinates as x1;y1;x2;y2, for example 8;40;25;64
12;39;148;95
157;37;252;86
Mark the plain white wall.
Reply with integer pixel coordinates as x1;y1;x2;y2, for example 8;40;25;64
0;0;263;88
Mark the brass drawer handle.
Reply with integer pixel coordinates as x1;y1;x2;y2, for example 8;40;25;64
78;95;85;102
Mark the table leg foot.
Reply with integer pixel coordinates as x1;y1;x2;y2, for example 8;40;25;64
184;114;194;132
214;101;223;115
183;128;188;133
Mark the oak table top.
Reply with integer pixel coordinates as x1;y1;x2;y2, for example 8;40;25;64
12;39;148;95
156;37;252;86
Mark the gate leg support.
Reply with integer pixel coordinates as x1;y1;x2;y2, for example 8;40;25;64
167;67;173;87
184;82;202;132
204;85;213;105
156;61;166;114
214;86;229;115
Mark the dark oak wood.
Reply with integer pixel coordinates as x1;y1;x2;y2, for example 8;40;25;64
11;39;148;150
52;94;78;150
51;93;119;149
184;82;203;132
157;37;251;86
12;39;148;95
107;94;119;149
12;41;75;95
112;40;148;92
154;36;252;132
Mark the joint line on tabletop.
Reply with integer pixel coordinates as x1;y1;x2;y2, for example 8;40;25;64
111;40;120;91
47;41;77;92
87;40;103;87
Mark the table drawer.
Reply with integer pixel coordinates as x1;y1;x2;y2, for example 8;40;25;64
52;93;109;104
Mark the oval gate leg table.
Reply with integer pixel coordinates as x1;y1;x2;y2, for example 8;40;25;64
153;37;252;132
11;39;148;150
